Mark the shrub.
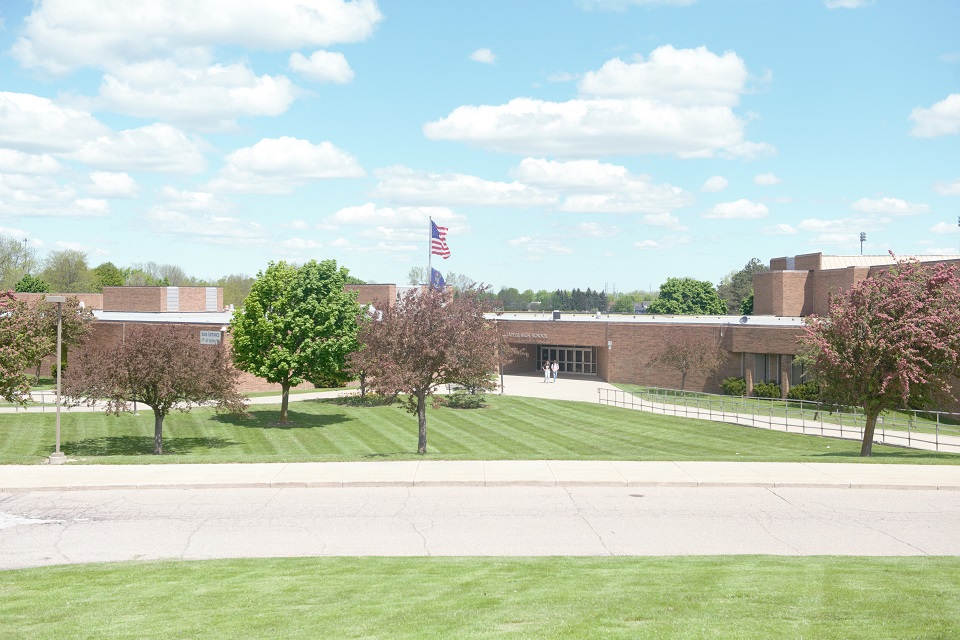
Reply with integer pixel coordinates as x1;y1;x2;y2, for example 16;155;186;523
329;393;397;407
446;392;486;409
720;377;747;396
752;381;781;398
787;381;820;401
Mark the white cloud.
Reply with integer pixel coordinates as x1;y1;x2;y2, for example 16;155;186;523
12;0;383;73
930;222;960;234
281;237;323;251
145;207;267;245
208;137;364;193
510;158;691;214
158;186;231;211
934;177;960;195
851;197;929;216
508;235;574;260
633;235;692;250
372;166;556;207
95;59;297;130
701;176;728;192
0;225;30;239
641;213;687;229
575;222;619;238
289;50;354;83
0;174;108;218
762;223;797;235
0;92;108;153
702;199;769;219
68;123;207;173
824;0;872;8
330;203;464;230
754;172;781;185
469;48;496;64
909;94;960;137
547;72;580;83
578;45;747;106
0;149;61;174
289;220;310;230
87;171;138;198
424;97;755;158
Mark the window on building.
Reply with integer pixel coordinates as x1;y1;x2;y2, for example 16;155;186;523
745;353;781;383
790;358;805;385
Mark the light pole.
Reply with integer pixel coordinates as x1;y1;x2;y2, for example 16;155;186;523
46;295;66;464
859;232;866;256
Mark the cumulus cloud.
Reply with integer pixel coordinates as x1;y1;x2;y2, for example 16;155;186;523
634;235;692;250
68;123;207;173
289;50;354;83
87;171;138;198
0;92;109;153
372;166;556;207
424;95;752;158
469;48;496;64
851;197;929;216
0;149;61;174
208;137;364;193
12;0;383;73
702;199;769;219
575;222;620;237
910;94;960;137
424;45;768;159
754;172;781;185
761;223;797;235
0;174;108;218
330;203;464;231
508;235;574;260
158;186;231;211
578;45;747;106
95;59;297;129
930;222;960;234
934;178;960;195
145;207;267;245
701;176;728;192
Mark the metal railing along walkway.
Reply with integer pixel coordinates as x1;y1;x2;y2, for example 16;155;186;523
598;387;960;453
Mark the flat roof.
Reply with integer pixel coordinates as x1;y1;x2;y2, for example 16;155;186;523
93;311;234;325
820;255;957;270
487;312;804;327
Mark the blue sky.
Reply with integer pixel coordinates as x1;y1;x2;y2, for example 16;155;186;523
0;0;958;293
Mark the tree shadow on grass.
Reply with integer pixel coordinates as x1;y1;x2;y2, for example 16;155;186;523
211;408;354;429
69;436;237;457
812;449;960;462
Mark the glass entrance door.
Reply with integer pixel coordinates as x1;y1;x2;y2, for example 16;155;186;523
536;345;597;375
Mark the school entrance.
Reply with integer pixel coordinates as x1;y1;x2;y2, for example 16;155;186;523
536;345;597;375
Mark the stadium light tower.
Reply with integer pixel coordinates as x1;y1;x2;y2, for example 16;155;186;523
859;232;866;256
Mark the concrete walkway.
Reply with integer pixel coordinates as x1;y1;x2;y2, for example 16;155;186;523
2;373;958;492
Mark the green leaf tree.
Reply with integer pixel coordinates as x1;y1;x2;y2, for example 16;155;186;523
717;258;769;315
42;249;92;293
349;286;512;454
0;292;52;404
647;278;726;315
15;273;49;293
800;258;960;456
91;262;125;292
231;259;362;422
0;235;39;291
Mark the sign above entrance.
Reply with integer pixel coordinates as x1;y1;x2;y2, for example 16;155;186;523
200;330;222;345
504;332;548;339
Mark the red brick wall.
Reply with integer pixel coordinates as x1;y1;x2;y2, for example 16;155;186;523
102;287;223;312
14;292;103;309
346;284;396;309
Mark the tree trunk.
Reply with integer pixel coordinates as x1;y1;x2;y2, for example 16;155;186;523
279;380;291;423
860;410;879;457
680;370;687;391
417;391;427;454
153;408;165;455
359;371;366;399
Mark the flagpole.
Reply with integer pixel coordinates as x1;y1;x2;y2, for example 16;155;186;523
428;217;432;286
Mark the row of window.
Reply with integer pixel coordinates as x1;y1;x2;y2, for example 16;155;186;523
742;353;806;385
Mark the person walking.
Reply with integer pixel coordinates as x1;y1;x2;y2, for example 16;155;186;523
542;361;550;383
550;360;559;383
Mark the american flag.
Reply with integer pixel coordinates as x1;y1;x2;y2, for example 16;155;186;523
431;220;450;259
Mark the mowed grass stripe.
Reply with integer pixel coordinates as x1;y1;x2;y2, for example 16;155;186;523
2;395;958;464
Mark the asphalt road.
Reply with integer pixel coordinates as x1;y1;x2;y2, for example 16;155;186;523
3;485;959;569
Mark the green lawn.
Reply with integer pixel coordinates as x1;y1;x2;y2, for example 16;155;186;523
2;557;959;639
2;395;957;464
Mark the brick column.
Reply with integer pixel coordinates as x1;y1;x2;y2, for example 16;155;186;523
780;355;791;398
744;354;754;396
